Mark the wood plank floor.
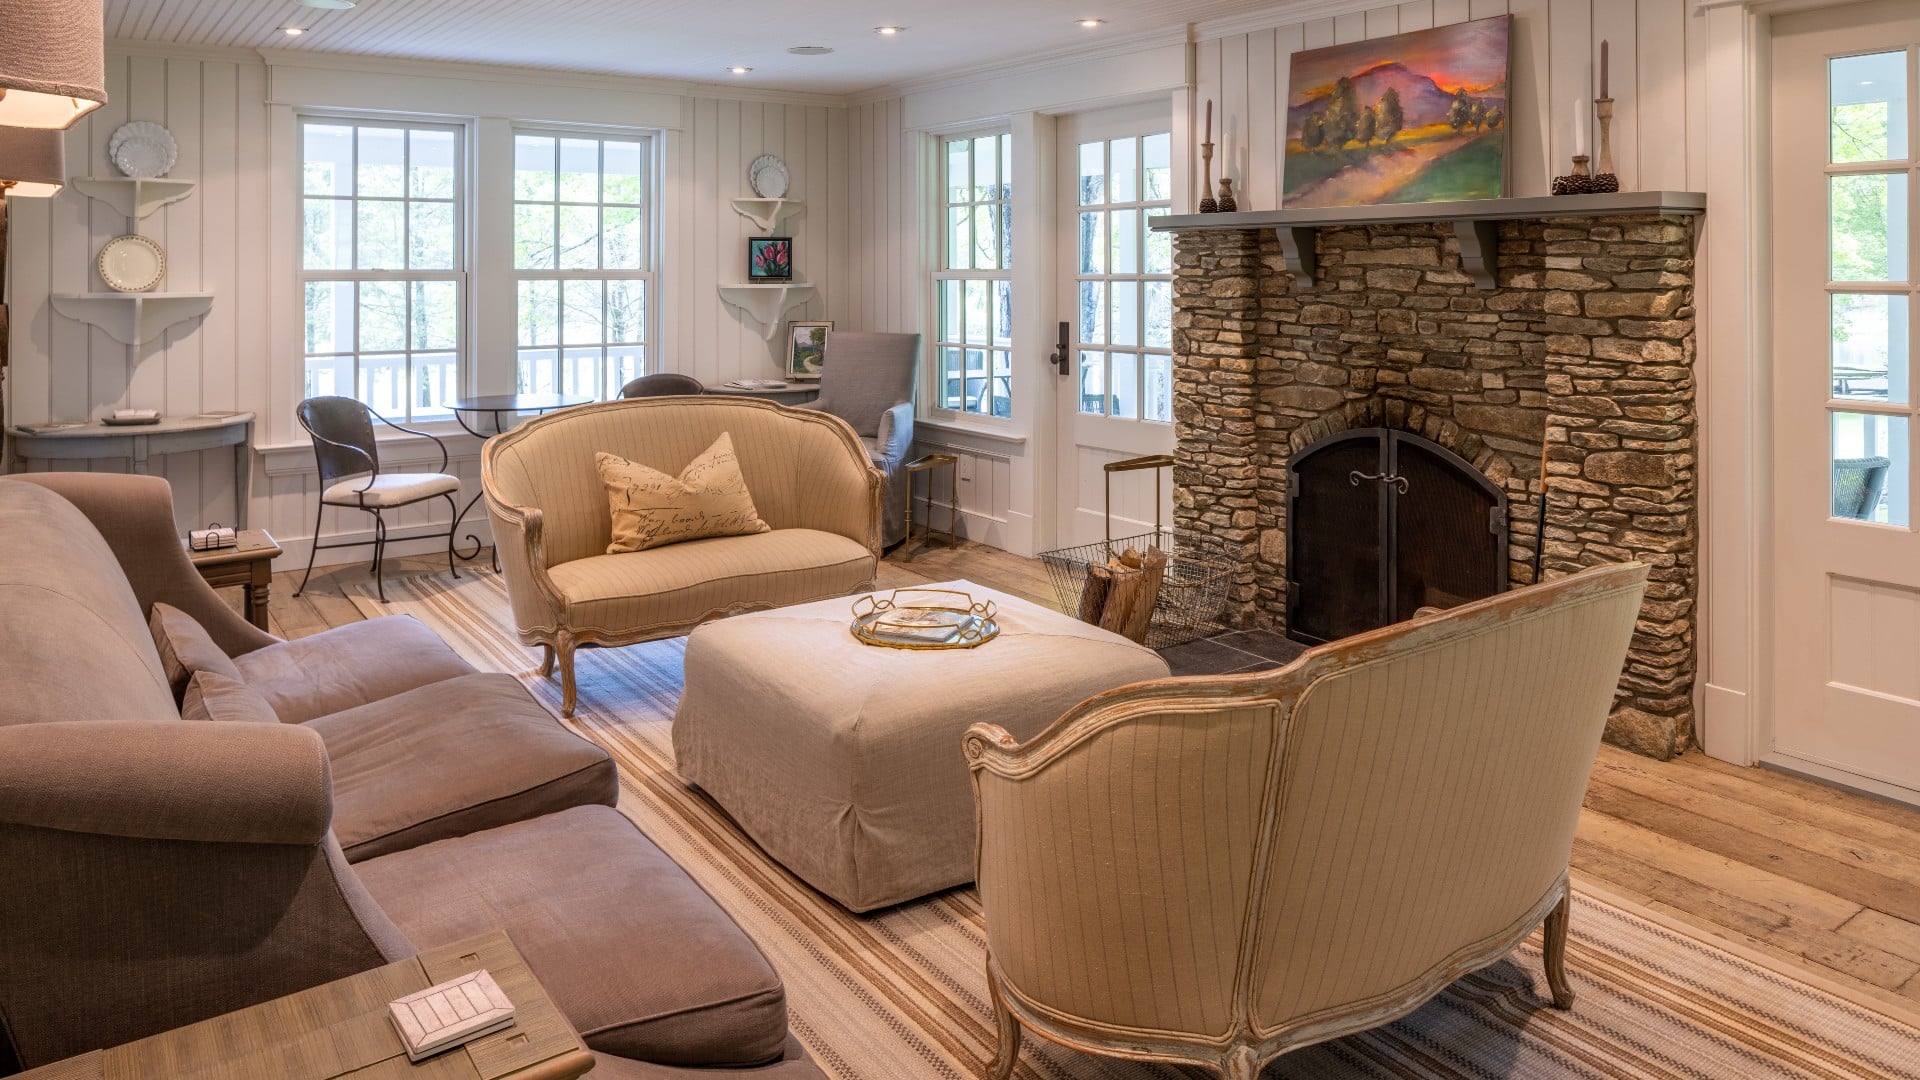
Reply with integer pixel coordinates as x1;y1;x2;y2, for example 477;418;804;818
254;542;1920;1016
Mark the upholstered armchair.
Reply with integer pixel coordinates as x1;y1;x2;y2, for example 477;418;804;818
801;331;919;547
483;396;882;716
965;562;1649;1079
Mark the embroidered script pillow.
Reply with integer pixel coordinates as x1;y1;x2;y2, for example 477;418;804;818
598;433;772;553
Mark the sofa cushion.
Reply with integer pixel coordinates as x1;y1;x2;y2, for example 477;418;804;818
150;603;245;704
586;1039;823;1079
546;528;874;637
0;481;178;728
232;615;474;724
308;673;616;861
181;670;280;723
598;434;771;554
355;805;789;1067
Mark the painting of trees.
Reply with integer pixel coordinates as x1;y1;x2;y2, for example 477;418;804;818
1378;87;1404;145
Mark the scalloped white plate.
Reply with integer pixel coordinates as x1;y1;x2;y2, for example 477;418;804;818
109;122;177;178
98;234;166;292
749;154;789;198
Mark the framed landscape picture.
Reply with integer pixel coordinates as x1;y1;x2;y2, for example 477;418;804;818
748;236;793;281
787;321;831;380
1282;14;1512;208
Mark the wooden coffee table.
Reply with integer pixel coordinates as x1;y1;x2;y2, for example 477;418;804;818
186;529;281;631
14;931;591;1079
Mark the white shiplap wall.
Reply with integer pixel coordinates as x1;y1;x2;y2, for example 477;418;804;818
4;47;858;563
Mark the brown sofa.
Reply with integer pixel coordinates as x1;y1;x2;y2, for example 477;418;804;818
0;473;822;1079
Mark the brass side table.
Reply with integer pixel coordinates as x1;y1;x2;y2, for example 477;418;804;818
187;529;282;631
903;453;958;562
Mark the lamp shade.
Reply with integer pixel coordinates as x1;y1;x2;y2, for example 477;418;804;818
0;124;65;196
0;0;107;129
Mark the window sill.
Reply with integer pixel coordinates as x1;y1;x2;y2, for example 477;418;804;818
916;416;1028;446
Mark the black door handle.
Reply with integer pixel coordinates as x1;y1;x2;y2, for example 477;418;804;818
1048;321;1070;376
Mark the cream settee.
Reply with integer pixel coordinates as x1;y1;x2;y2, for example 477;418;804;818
483;396;882;716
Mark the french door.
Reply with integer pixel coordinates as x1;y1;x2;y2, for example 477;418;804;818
1771;2;1920;800
1052;104;1177;547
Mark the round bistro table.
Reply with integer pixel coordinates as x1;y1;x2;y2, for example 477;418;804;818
447;393;594;569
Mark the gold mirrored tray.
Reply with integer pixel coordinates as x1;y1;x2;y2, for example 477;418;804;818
850;588;999;650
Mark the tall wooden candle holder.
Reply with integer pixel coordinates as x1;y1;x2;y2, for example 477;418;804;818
1590;97;1620;193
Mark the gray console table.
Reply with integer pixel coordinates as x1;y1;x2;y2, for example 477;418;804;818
6;412;255;528
706;382;820;406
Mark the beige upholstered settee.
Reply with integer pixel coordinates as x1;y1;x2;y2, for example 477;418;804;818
966;561;1648;1079
0;474;822;1078
483;396;882;716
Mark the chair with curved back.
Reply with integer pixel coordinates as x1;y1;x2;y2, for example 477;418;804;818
294;396;465;603
619;372;706;398
965;561;1650;1079
800;331;919;547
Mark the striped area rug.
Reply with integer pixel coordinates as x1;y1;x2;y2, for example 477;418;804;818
350;570;1920;1079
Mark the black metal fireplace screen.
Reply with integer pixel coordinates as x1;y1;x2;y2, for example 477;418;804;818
1286;428;1508;644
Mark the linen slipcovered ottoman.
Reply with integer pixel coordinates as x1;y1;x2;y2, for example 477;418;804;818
671;579;1171;911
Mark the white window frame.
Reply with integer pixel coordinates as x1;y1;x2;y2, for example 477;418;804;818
930;129;1015;422
1071;131;1175;425
510;124;660;402
297;113;470;425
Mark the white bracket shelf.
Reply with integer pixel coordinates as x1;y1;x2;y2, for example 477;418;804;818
717;283;816;339
730;197;803;233
51;293;215;345
69;177;197;220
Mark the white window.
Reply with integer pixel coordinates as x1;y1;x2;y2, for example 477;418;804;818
513;131;654;401
1075;132;1174;422
300;118;464;422
934;132;1013;419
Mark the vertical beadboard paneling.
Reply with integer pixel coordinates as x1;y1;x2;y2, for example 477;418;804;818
1639;0;1689;191
1547;0;1594;183
1246;30;1279;213
1509;0;1552;196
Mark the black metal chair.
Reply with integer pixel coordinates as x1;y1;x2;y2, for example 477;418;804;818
294;396;465;603
619;372;705;397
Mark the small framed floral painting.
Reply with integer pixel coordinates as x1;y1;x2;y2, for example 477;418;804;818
748;237;793;282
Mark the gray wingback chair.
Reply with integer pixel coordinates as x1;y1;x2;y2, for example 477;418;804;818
802;332;919;547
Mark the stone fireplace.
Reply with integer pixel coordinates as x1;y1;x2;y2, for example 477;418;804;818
1166;211;1698;759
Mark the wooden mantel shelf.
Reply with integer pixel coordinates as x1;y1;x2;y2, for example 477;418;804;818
1150;190;1706;290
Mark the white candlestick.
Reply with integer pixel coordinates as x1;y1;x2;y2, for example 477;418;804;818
1572;97;1586;157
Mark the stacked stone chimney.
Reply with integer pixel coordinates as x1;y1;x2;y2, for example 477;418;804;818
1170;214;1698;759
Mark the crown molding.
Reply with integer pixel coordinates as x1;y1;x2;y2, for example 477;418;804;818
886;25;1191;101
108;38;266;66
256;48;852;108
1193;0;1477;41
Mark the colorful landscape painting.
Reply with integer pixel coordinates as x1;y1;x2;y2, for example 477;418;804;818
1282;15;1511;208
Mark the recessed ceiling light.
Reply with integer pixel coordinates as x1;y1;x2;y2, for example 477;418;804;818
1862;79;1875;86
299;0;354;8
874;26;905;35
1079;18;1104;27
728;65;752;75
281;26;306;35
787;45;834;55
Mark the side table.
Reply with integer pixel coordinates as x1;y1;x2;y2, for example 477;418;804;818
14;931;591;1080
186;529;281;631
903;453;958;562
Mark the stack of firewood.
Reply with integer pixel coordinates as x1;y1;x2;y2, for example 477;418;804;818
1075;546;1169;644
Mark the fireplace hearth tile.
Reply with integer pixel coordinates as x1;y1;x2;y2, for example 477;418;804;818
1158;637;1265;677
1212;629;1309;665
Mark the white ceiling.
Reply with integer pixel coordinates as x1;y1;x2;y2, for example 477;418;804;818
103;0;1292;95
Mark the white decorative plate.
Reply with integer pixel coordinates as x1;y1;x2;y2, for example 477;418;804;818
109;122;178;178
749;154;790;198
98;234;166;292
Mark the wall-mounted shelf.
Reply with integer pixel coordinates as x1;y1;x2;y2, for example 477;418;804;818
717;283;816;339
69;177;197;220
1150;190;1706;290
51;292;215;345
730;197;803;233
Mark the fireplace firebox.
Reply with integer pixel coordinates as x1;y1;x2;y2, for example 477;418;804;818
1286;428;1508;644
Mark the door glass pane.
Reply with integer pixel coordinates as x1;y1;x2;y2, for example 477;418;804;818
1831;172;1910;281
1830;51;1909;163
1079;212;1104;273
1142;133;1171;200
1109;136;1137;202
1110;281;1139;347
1110;209;1139;274
1079;141;1104;205
1079;351;1105;415
1145;280;1172;348
1080;280;1105;344
1832;293;1908;403
1144;208;1172;273
1832;411;1908;524
1110;352;1139;418
1145;355;1173;422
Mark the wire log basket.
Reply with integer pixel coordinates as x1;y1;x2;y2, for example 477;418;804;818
1039;455;1237;650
